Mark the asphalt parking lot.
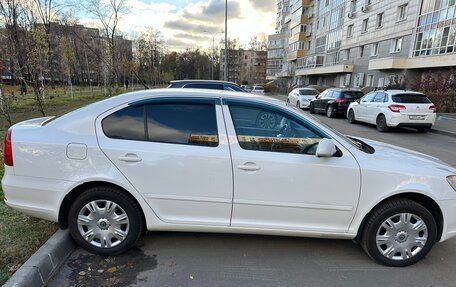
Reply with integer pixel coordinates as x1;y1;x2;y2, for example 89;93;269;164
49;94;456;287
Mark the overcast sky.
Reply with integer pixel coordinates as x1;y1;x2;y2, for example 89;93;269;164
79;0;277;50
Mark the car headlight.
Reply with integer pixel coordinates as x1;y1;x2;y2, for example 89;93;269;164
447;175;456;191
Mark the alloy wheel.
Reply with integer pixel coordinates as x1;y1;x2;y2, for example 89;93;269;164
375;213;428;261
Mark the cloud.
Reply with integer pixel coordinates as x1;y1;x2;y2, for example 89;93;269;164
248;0;276;13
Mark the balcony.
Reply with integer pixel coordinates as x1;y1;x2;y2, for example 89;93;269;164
290;15;309;29
296;64;354;76
287;50;306;61
289;32;306;44
291;0;312;13
368;54;456;70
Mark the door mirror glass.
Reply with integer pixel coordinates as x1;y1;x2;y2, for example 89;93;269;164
315;138;337;158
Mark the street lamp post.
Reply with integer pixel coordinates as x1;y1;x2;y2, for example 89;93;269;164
204;31;224;80
224;0;228;81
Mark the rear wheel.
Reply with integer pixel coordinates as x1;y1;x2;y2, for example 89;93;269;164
326;105;334;118
68;186;143;256
417;127;430;133
376;114;389;132
348;109;357;124
361;198;437;267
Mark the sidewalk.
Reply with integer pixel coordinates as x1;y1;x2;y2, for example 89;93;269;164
431;114;456;137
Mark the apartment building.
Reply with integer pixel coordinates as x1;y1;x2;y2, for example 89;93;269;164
220;49;267;85
267;0;456;90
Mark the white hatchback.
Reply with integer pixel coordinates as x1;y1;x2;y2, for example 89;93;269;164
287;88;320;109
251;85;265;94
347;90;436;132
3;89;456;267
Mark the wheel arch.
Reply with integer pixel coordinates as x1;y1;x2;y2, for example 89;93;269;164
58;181;147;233
353;192;444;243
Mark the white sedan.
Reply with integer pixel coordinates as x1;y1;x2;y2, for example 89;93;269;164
347;90;437;132
287;87;320;109
3;89;456;266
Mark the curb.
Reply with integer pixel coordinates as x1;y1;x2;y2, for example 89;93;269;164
430;128;456;138
3;229;76;287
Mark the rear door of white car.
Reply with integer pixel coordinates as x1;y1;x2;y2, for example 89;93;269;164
222;100;361;233
96;98;233;226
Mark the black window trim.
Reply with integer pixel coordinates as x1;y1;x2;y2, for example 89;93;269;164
104;98;221;148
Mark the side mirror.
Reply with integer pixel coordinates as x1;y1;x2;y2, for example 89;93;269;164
315;138;337;158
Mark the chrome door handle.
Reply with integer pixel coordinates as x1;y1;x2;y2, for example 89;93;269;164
118;154;142;163
238;163;260;171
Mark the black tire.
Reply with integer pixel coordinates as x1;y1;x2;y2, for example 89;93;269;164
360;198;437;267
68;186;144;256
326;105;334;118
417;127;430;133
348;109;357;124
376;114;389;132
296;101;301;109
286;98;290;103
309;103;315;114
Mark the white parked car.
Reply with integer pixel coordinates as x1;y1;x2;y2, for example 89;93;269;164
287;88;320;109
347;90;437;132
3;89;456;266
251;85;265;94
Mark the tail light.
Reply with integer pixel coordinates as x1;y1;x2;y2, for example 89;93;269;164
429;104;436;113
4;128;13;166
335;98;346;104
388;104;407;113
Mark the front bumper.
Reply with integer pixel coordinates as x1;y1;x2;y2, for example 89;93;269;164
438;199;456;242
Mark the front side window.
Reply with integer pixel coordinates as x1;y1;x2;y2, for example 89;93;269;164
361;93;376;102
146;103;218;147
229;105;325;155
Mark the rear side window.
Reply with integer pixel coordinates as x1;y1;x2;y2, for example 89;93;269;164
184;83;223;90
392;94;431;103
342;91;364;99
102;102;219;147
146;103;218;147
102;106;146;141
224;84;244;92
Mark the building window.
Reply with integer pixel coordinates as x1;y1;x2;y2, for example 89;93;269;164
391;37;403;53
397;3;408;21
350;0;357;13
359;45;365;58
371;42;379;56
376;13;384;28
347;24;354;38
362;18;369;33
367;74;375;87
341;49;350;60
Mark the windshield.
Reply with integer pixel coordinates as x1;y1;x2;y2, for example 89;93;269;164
392;94;431;103
342;91;364;99
299;89;318;96
289;105;371;152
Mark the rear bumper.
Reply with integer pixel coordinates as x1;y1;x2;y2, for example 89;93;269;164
2;173;73;222
388;113;436;128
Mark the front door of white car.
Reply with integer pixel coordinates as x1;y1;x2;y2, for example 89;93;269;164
96;98;234;226
222;100;361;233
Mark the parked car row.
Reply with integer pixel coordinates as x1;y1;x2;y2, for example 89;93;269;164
288;87;437;133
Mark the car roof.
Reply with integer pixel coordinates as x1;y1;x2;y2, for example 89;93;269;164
170;80;239;85
375;89;424;95
325;88;362;92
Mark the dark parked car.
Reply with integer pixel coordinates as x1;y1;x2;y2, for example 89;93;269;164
310;88;364;118
168;80;247;92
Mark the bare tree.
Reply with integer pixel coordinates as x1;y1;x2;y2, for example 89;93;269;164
85;0;128;95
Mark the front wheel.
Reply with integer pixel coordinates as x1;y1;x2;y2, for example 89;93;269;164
296;101;301;109
68;186;144;256
309;103;315;114
417;127;430;133
361;198;437;267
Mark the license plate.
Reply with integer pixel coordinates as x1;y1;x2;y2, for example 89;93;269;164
409;115;426;120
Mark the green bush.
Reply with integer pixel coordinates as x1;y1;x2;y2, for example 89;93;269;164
425;92;456;113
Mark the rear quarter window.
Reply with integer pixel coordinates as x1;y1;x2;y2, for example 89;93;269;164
392;94;431;103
